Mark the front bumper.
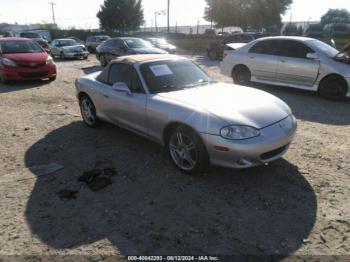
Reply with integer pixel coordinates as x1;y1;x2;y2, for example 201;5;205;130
1;64;57;81
200;115;297;169
64;51;89;58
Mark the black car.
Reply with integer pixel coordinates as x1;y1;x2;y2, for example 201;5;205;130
96;37;167;66
207;32;266;60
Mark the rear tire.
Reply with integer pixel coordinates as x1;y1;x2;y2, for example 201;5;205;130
79;95;100;128
232;65;251;86
319;75;348;101
167;126;209;174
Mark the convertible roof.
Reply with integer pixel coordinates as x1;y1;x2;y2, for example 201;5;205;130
110;54;183;65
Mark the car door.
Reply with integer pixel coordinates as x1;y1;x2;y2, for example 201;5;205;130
102;63;147;134
50;40;60;56
104;39;127;63
275;40;320;87
246;40;280;82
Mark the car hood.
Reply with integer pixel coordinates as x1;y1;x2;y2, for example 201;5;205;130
158;83;291;129
3;52;48;63
61;45;86;51
157;44;176;50
128;47;168;54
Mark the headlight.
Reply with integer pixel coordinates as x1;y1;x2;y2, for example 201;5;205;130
2;58;17;67
46;56;54;65
220;125;260;140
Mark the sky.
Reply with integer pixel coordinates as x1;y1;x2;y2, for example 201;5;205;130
0;0;349;29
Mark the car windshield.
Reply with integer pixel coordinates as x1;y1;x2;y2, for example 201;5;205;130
308;40;339;57
96;36;109;42
124;38;152;49
140;59;215;94
56;40;78;47
0;40;43;54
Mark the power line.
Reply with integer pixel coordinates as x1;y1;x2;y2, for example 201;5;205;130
48;2;56;24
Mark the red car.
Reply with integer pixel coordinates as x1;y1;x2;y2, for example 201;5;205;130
0;37;57;84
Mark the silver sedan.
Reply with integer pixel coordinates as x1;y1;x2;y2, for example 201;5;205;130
221;36;350;100
75;55;297;173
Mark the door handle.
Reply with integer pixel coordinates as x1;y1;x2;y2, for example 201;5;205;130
280;59;287;63
249;56;255;59
103;94;109;98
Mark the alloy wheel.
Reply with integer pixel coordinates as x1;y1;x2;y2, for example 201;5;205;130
169;131;198;171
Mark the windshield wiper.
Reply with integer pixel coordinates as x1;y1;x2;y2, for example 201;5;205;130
182;80;217;89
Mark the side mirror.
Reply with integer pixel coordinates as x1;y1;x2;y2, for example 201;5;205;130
112;82;131;95
306;52;319;60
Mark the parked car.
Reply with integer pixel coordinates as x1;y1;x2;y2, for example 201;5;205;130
222;43;247;59
32;38;50;53
50;39;89;60
221;36;350;100
75;54;297;173
96;37;167;66
207;33;265;60
0;37;56;84
147;38;177;54
85;35;110;53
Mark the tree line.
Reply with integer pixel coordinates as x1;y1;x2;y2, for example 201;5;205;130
96;0;350;33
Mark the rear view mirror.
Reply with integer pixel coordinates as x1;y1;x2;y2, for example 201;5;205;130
307;53;319;60
112;82;131;95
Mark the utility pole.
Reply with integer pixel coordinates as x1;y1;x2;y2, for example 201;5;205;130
48;2;56;25
167;0;170;34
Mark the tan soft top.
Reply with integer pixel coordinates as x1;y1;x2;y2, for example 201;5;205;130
111;54;183;65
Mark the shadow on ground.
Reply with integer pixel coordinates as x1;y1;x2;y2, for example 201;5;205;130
0;80;49;94
81;65;103;75
251;83;350;126
24;121;317;257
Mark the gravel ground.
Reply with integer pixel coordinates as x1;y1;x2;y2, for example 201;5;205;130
0;55;349;261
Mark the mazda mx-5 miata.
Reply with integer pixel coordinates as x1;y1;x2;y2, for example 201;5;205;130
75;55;297;173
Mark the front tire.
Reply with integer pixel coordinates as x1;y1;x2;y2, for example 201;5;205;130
79;95;100;128
319;75;348;100
167;126;208;174
232;65;251;86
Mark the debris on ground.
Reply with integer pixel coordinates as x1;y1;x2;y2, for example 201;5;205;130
78;167;117;192
56;189;78;200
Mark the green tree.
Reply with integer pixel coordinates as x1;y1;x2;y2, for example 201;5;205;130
97;0;144;33
321;9;350;26
204;0;292;31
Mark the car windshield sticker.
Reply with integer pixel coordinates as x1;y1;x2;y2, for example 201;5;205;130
150;64;173;77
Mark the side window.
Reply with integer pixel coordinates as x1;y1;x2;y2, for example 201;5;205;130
281;40;314;59
108;63;132;86
104;39;114;48
131;69;145;94
249;40;280;55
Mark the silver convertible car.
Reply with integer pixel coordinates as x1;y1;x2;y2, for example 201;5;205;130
221;36;350;100
75;55;297;173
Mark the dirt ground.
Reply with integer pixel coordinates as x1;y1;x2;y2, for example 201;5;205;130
0;55;349;261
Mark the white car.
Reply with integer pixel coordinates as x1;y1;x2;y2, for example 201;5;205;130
221;36;350;100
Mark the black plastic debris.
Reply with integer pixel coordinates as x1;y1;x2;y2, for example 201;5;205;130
78;167;117;192
57;190;78;200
